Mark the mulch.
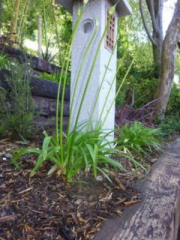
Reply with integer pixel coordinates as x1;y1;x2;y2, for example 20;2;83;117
0;139;144;240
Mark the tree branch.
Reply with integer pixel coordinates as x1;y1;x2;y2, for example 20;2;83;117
139;0;158;46
154;0;180;116
145;0;151;15
166;0;180;36
149;0;160;34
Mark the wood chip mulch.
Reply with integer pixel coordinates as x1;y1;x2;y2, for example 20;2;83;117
0;140;141;240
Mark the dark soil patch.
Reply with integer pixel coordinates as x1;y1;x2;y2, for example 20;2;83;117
0;139;141;240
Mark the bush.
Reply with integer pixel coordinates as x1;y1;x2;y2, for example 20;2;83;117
0;59;34;140
158;117;180;137
116;121;162;160
0;53;9;69
166;83;180;116
38;72;70;85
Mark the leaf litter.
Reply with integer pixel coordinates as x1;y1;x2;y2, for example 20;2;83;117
0;139;141;240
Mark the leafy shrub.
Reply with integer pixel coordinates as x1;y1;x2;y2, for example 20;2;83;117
0;59;34;140
41;40;58;63
38;72;70;85
116;121;162;160
0;52;9;69
158;117;180;137
166;83;180;116
116;77;158;109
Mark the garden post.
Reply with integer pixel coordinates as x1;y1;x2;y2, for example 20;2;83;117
56;0;132;141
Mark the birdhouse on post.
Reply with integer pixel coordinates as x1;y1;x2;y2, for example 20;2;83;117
56;0;132;142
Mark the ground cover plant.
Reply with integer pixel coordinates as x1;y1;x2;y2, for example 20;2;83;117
0;52;9;69
166;82;180;116
158;116;180;137
38;71;70;85
116;121;162;166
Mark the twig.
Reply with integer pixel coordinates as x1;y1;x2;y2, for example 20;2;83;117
103;169;126;191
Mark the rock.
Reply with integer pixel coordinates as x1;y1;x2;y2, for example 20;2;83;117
96;175;104;182
151;158;157;164
5;153;13;159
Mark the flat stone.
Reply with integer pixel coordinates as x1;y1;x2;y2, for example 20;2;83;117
5;154;13;159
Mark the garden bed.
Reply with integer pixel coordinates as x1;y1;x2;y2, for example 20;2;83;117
1;135;179;240
0;138;141;240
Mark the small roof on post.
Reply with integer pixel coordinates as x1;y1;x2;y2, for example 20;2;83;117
56;0;132;17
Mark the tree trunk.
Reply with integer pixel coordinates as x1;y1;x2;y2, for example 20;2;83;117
140;0;163;73
152;44;162;77
152;0;163;71
154;0;180;117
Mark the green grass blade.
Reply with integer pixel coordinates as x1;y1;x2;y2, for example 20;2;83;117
42;136;52;160
11;148;41;163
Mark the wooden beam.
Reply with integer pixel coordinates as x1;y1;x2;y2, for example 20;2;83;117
0;70;70;101
0;46;61;74
33;96;69;117
94;138;180;240
30;77;70;100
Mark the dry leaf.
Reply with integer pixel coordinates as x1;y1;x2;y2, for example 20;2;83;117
124;200;141;206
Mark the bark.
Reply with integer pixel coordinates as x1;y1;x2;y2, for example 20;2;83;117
140;0;163;71
152;0;163;71
154;0;180;117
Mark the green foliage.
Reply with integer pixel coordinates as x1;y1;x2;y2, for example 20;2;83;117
116;64;158;108
38;72;70;85
12;127;124;182
166;82;180;116
0;0;12;34
1;0;72;66
38;72;59;82
0;53;9;69
158;117;180;137
0;58;34;140
175;52;180;76
41;40;57;63
116;0;159;109
116;122;162;162
116;29;158;108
